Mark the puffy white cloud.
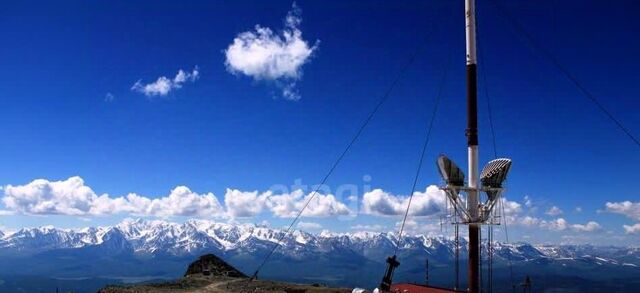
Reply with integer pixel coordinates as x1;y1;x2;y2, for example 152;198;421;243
266;190;351;218
623;223;640;234
224;189;351;218
361;189;401;216
520;216;540;227
0;210;15;216
297;221;322;230
546;206;563;216
1;177;224;218
571;221;601;232
137;186;224;218
173;68;198;84
361;186;446;217
502;198;523;216
131;67;199;97
13;176;600;236
224;2;318;100
498;198;525;225
499;199;583;231
605;201;640;221
224;189;270;218
540;218;568;231
3;177;102;216
1;177;353;219
539;218;601;233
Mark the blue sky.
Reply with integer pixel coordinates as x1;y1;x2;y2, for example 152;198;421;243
0;0;638;245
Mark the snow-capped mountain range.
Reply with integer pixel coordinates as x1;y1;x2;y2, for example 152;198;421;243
0;218;637;265
0;219;638;291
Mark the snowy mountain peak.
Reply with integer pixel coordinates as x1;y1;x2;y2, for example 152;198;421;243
0;218;637;270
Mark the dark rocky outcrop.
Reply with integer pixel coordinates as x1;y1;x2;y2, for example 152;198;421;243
184;253;247;278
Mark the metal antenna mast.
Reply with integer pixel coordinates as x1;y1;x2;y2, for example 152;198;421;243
437;2;512;293
465;0;481;292
375;1;511;292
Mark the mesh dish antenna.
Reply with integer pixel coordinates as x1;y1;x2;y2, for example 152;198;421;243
437;155;465;187
480;158;512;188
480;158;512;201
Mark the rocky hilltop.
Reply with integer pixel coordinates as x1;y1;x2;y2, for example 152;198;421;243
184;254;247;278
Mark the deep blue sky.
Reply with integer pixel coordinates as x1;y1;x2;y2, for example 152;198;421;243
0;0;638;244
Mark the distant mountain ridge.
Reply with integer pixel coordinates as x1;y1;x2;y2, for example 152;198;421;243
1;218;638;263
0;219;639;291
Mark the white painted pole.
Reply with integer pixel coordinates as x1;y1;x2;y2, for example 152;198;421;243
466;0;478;66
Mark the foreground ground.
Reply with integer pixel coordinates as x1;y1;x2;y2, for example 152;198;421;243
99;275;352;293
99;254;353;292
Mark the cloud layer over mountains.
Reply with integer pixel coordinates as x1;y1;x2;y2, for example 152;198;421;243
0;176;631;239
1;176;351;219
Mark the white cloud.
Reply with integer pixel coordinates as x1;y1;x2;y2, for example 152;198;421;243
297;221;322;230
394;219;441;236
361;186;446;217
496;199;596;233
3;177;104;216
571;221;601;232
605;201;640;221
131;67;199;97
502;198;523;216
575;206;582;213
498;198;524;225
623;223;640;234
224;2;318;100
0;210;14;216
540;218;568;231
350;224;386;232
266;190;351;218
132;186;223;218
361;189;401;216
224;189;351;218
546;206;563;216
1;177;353;219
104;92;115;102
1;176;224;218
12;176;603;237
359;191;530;229
224;189;270;218
539;218;601;233
520;216;540;227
